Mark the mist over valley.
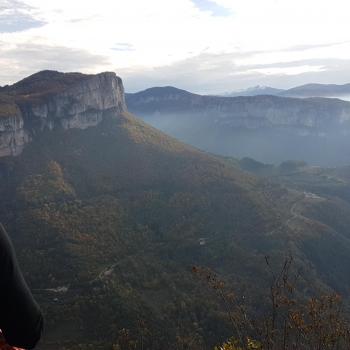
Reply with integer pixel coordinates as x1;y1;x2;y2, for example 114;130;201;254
127;87;350;166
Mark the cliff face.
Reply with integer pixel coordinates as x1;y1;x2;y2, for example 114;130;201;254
0;111;30;157
126;87;350;132
0;71;127;157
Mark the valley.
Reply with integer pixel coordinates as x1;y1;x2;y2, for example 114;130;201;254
126;87;350;165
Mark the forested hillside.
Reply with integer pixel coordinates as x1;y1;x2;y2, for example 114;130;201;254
1;72;350;349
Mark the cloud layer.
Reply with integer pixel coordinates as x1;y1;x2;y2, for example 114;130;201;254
0;0;46;32
1;0;350;93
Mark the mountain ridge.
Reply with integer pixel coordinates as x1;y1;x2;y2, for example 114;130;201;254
0;70;126;157
131;82;350;100
280;82;350;98
126;86;350;130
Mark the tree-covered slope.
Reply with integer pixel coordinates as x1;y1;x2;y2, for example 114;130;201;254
1;72;350;349
0;111;279;348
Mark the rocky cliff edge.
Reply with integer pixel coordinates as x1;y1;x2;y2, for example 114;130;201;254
0;70;127;157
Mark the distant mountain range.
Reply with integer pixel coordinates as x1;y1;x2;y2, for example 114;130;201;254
126;86;350;165
280;83;350;100
222;83;350;100
126;86;350;128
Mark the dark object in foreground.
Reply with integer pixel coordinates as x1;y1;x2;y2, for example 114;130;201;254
0;224;43;349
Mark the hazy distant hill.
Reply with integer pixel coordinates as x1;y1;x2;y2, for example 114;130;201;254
223;83;350;100
2;72;350;348
280;83;350;100
126;86;350;165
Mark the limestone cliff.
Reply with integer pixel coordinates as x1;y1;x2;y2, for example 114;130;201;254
126;86;350;132
0;70;127;157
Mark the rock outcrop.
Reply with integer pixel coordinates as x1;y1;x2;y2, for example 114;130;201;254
126;86;350;132
0;70;127;157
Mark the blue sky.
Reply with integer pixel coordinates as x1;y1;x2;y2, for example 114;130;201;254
191;0;231;16
1;0;350;93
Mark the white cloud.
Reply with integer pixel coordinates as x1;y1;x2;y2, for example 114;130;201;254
246;65;326;77
0;0;350;91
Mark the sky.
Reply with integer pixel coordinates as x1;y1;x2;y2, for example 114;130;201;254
1;0;350;93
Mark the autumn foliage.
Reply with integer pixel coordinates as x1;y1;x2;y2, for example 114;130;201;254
193;257;350;350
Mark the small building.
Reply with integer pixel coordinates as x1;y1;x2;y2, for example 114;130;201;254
199;238;207;246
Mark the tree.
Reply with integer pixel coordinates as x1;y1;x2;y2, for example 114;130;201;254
193;256;350;350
